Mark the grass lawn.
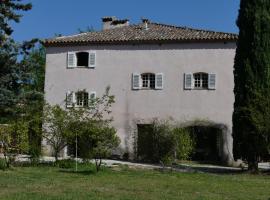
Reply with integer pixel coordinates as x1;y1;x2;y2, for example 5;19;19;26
0;164;270;200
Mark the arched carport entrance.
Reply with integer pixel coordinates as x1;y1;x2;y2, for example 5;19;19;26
182;120;233;165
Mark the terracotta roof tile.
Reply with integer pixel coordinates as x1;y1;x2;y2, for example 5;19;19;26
43;22;238;46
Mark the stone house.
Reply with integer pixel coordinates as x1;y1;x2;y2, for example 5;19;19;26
43;17;238;165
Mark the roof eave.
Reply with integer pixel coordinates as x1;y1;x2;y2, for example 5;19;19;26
42;38;238;47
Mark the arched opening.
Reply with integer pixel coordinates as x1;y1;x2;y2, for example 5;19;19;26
186;125;223;163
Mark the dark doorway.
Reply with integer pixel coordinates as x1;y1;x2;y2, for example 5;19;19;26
136;124;155;162
188;126;222;162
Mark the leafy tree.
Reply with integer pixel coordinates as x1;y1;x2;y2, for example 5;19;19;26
20;45;45;160
43;87;118;167
42;104;72;161
0;1;44;163
173;127;195;161
233;0;270;172
0;122;29;168
76;121;119;172
68;87;119;172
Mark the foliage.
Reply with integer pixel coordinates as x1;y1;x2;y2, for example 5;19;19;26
151;120;175;165
137;120;194;165
43;86;118;171
55;159;76;169
0;122;29;168
0;0;32;44
68;87;119;172
233;0;270;172
0;158;7;170
42;104;72;161
77;122;119;172
0;0;36;124
173;127;195;160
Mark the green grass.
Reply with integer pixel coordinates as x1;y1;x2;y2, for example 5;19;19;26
0;164;270;200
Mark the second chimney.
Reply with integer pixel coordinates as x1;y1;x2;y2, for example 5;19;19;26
102;16;129;30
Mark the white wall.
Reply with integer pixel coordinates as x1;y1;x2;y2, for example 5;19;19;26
45;42;236;163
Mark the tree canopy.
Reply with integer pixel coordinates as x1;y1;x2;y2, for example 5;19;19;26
233;0;270;171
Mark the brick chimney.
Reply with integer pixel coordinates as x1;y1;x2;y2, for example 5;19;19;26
102;16;129;30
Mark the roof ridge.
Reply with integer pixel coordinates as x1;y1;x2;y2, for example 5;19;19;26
148;22;238;36
43;20;238;46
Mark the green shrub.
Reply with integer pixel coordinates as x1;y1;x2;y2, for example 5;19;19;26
173;127;195;160
0;158;7;170
137;120;195;165
137;120;175;164
55;159;76;169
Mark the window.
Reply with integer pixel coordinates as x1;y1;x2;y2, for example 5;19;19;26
66;91;96;108
76;91;88;107
194;73;208;89
132;73;163;90
141;73;155;89
67;51;96;68
76;52;89;67
184;72;216;90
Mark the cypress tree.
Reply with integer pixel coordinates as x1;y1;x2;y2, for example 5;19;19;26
233;0;270;172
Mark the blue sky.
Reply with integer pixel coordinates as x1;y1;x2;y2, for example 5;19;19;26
11;0;240;42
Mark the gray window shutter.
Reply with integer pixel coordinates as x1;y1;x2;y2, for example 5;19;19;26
66;91;73;108
67;52;76;68
88;51;96;68
72;92;76;105
184;73;193;89
132;73;140;90
155;73;163;89
208;73;216;90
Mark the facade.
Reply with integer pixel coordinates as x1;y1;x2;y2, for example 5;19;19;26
43;17;238;165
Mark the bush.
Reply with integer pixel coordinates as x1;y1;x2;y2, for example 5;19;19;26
137;120;195;165
173;127;195;160
137;120;175;164
55;159;76;169
0;158;7;170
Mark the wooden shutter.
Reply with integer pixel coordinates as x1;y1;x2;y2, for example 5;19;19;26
208;73;216;90
155;73;163;89
67;52;76;68
72;92;76;104
66;91;73;108
184;73;193;89
132;73;140;90
88;51;96;68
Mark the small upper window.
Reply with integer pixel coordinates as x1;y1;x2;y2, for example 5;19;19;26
76;52;89;67
67;51;96;68
141;73;155;89
193;73;208;89
76;91;88;107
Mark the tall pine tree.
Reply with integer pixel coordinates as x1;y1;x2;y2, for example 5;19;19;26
233;0;270;172
0;0;32;123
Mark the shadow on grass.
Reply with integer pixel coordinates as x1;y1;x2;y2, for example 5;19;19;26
153;163;245;175
59;168;96;175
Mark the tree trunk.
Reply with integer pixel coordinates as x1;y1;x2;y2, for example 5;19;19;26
3;152;9;168
54;151;59;162
95;158;102;172
248;160;259;173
